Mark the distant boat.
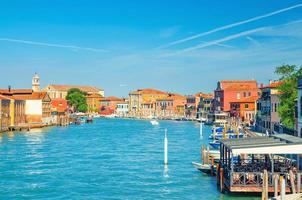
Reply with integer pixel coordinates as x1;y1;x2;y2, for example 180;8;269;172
209;140;220;149
150;120;159;126
192;162;216;175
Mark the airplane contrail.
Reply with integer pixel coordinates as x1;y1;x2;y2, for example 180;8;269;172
0;38;109;52
163;27;266;56
158;3;302;49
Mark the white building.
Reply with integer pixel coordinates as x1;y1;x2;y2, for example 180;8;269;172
116;103;129;117
297;78;302;138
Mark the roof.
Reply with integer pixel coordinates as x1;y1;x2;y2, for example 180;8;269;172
157;93;186;101
51;99;67;112
196;92;214;99
11;92;49;100
219;80;258;91
0;89;33;95
86;94;103;98
100;96;123;102
0;94;12;100
221;134;302;154
230;96;259;103
260;81;283;89
46;85;103;93
130;88;167;95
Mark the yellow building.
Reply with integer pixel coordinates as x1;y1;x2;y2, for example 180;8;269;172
43;85;104;99
128;88;168;118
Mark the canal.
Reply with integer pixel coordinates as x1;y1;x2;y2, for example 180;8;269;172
0;118;260;199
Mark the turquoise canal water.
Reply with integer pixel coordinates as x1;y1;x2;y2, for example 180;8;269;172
0;118;260;199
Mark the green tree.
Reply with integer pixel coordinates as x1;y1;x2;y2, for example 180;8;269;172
275;64;302;128
66;88;88;113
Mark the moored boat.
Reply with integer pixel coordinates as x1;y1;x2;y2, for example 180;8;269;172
192;162;216;175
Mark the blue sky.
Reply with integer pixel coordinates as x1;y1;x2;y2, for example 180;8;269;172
0;0;302;97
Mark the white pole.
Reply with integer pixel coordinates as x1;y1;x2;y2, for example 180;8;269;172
200;122;203;139
281;176;286;200
164;129;168;165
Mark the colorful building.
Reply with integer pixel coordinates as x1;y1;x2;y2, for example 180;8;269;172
197;93;214;122
116;102;129;117
43;84;104;99
256;81;282;133
230;96;258;125
128;88;168;118
99;96;124;116
0;94;26;131
214;80;259;112
51;98;68;125
155;93;186;119
86;94;103;113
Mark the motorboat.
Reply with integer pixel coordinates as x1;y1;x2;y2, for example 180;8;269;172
209;140;220;149
192;162;216;175
150;120;159;126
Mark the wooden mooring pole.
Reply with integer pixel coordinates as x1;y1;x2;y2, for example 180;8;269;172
262;170;268;200
297;173;301;194
274;173;279;197
289;170;296;194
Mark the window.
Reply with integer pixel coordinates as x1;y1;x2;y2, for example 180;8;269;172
237;93;240;99
275;103;277;113
243;92;246;97
248;92;251;96
245;104;249;109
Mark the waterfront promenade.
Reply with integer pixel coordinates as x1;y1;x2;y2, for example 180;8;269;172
0;118;259;199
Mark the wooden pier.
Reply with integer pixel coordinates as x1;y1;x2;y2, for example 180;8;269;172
217;135;302;194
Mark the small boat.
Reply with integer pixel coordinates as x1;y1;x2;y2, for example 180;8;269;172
209;140;220;149
86;116;93;123
150;120;159;126
192;162;216;175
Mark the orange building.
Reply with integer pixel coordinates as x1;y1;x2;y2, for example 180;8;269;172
155;93;186;118
230;96;258;125
99;96;124;116
128;88;168;118
214;80;259;112
86;94;103;113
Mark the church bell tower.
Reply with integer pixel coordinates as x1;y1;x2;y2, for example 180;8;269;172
32;73;40;92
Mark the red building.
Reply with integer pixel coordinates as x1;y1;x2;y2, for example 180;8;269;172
214;80;259;112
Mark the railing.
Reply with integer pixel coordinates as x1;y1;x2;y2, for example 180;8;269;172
228;171;302;189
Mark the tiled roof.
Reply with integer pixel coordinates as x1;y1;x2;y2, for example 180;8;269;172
100;96;123;102
46;85;102;92
130;88;167;95
195;92;214;99
0;89;33;95
261;81;283;89
220;80;258;91
86;94;103;98
0;94;12;100
11;92;48;100
51;99;67;112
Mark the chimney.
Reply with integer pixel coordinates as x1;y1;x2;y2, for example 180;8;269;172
260;83;263;88
8;85;11;92
269;80;273;85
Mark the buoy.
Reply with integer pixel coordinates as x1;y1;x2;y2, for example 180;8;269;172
164;129;168;165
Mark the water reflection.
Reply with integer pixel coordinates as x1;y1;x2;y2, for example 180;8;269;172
163;165;169;178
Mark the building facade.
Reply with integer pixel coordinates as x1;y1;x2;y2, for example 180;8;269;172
99;96;124;116
230;96;258;125
43;84;104;99
214;80;259;112
155;93;186;119
128;88;168;118
256;81;282;133
197;93;214;122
